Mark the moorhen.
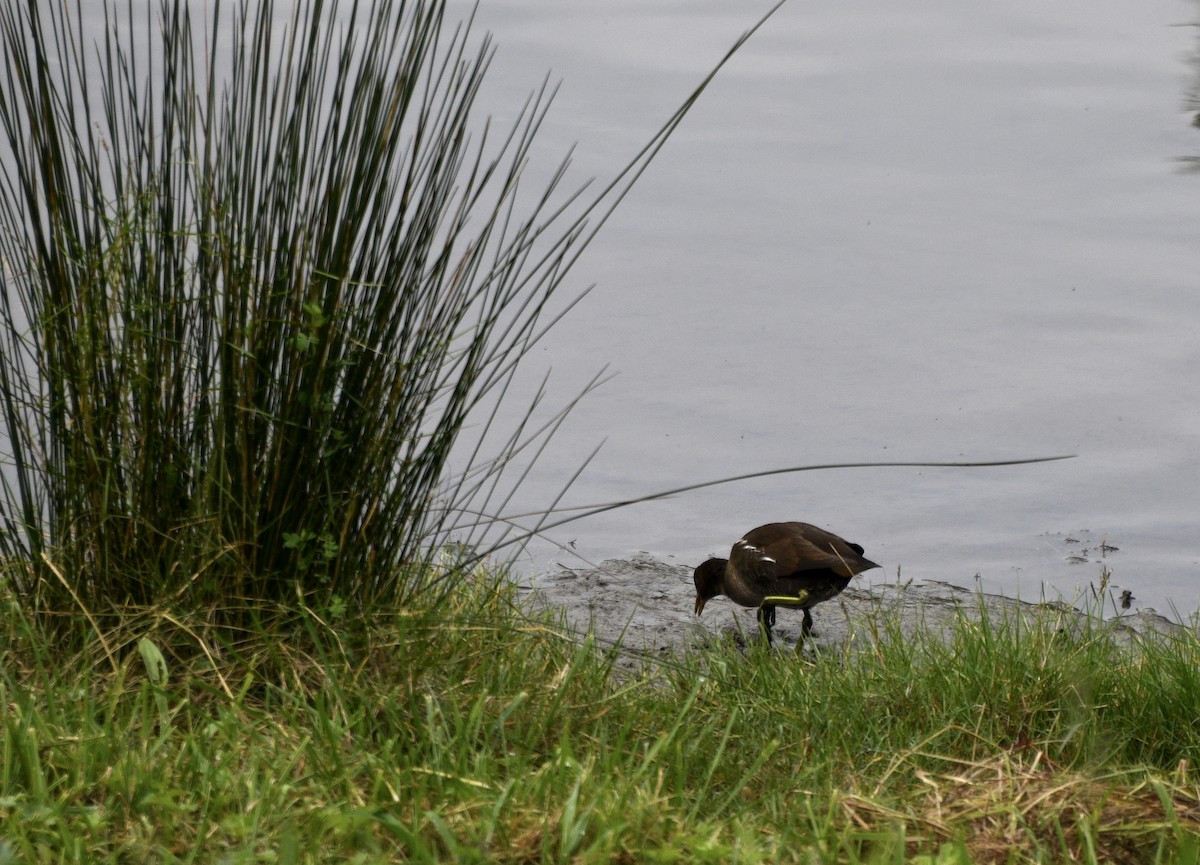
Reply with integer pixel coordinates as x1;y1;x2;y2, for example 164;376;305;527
693;521;879;647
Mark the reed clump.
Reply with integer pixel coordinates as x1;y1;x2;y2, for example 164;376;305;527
0;0;752;634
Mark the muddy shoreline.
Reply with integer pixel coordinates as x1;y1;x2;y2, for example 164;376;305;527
523;556;1188;669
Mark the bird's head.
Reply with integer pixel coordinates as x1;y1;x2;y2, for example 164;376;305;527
692;557;728;616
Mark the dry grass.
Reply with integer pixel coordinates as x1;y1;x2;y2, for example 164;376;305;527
844;749;1200;863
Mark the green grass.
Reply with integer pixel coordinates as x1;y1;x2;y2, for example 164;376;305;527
2;567;1199;864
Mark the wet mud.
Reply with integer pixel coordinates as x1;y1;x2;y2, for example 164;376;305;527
523;556;1188;671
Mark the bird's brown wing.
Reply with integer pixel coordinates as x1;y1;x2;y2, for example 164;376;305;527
746;522;874;579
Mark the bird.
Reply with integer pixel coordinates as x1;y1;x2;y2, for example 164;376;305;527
693;521;879;648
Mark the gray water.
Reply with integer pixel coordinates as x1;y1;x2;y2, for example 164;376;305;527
457;0;1200;616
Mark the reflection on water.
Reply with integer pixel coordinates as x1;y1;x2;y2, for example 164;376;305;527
459;0;1200;618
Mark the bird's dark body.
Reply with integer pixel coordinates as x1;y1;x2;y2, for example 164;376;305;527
693;521;879;647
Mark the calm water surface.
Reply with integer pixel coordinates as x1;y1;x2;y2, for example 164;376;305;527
455;0;1200;616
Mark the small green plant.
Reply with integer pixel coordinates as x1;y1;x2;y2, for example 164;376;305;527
282;530;339;575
